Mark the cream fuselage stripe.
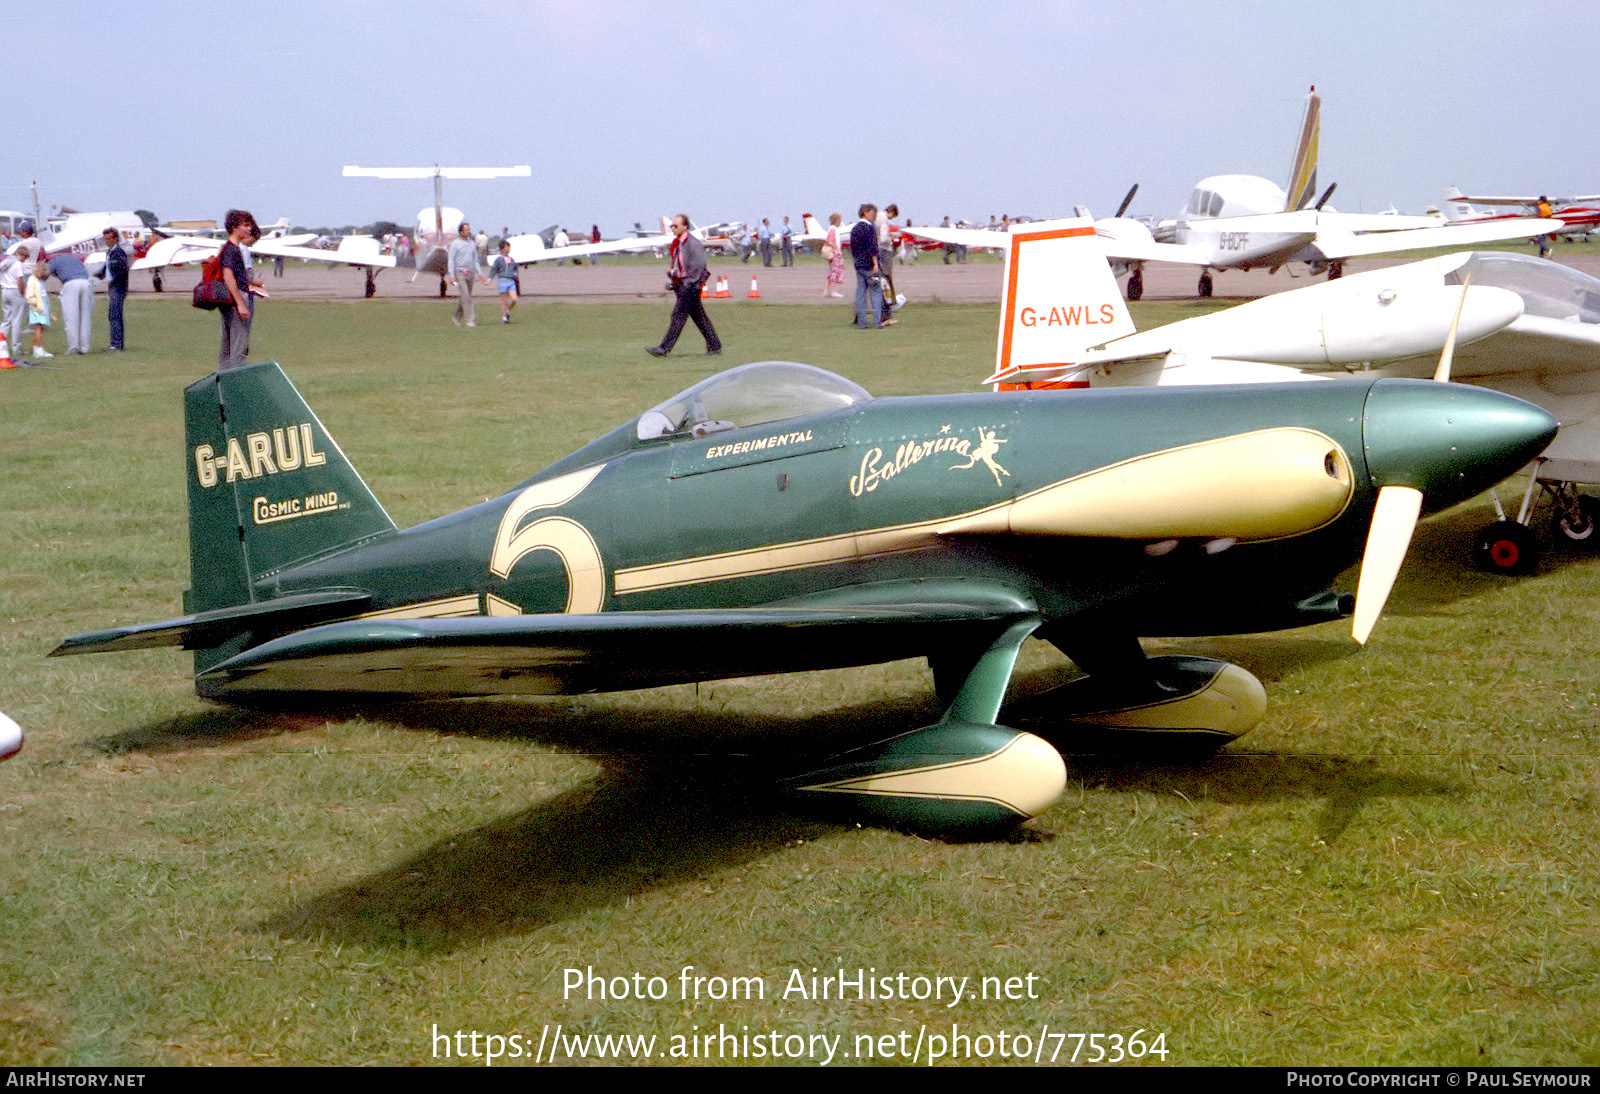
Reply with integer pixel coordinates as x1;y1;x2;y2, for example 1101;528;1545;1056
613;428;1352;596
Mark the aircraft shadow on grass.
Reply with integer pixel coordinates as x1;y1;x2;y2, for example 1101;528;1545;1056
253;744;1454;950
85;683;1432;951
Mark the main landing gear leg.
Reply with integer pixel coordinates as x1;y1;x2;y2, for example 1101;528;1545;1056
782;618;1065;836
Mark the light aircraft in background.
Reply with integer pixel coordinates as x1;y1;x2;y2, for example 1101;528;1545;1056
343;165;531;294
25;211;152;276
344;165;667;294
984;217;1600;575
1440;187;1600;241
800;214;946;257
133;229;398;289
50;356;1552;833
908;87;1562;299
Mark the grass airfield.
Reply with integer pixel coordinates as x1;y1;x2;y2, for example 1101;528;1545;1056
1;280;1597;1066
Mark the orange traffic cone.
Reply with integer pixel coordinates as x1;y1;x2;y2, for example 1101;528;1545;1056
747;276;762;299
713;276;731;299
700;279;710;299
0;332;15;369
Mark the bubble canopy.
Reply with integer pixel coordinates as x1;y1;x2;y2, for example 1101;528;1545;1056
1447;252;1600;324
636;361;873;440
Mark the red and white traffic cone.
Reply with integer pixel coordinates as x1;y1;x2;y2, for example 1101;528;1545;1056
713;276;731;299
747;276;762;299
0;332;16;369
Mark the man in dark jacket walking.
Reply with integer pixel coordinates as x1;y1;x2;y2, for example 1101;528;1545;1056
647;214;721;357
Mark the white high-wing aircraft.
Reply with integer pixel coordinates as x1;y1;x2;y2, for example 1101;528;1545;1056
343;165;667;294
986;217;1600;575
907;87;1563;300
1440;187;1600;241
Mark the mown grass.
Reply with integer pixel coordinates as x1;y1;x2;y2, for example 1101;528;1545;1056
0;285;1596;1066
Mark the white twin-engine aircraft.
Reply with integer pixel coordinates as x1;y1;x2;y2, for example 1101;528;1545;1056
908;87;1562;300
987;215;1600;575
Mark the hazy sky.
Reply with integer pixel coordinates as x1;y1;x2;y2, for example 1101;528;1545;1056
19;1;1599;234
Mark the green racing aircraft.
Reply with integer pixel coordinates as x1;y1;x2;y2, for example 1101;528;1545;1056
52;359;1556;834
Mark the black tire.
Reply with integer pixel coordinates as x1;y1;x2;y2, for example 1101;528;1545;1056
1475;521;1539;575
1126;271;1144;301
1197;272;1213;297
1555;494;1600;545
1328;261;1344;280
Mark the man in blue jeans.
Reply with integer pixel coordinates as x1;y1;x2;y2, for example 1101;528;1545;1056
850;204;882;329
99;228;130;350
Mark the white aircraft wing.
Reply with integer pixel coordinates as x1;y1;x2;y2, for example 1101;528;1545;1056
905;221;1214;265
505;233;669;266
1310;217;1564;260
901;225;1010;250
1457;194;1600;207
132;236;220;270
253;237;398;269
133;235;397;271
1449;314;1600;381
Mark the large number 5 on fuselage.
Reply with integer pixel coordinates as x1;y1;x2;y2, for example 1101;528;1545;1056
488;464;608;613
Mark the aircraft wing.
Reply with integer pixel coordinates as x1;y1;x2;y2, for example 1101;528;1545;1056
1448;313;1600;380
1457;194;1600;207
252;237;398;268
189;596;1037;700
506;232;669;266
1310;217;1565;260
903;223;1211;264
132;235;220;269
132;235;397;270
901;225;1010;250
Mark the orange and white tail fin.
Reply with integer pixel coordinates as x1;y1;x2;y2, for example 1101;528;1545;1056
803;214;825;239
1284;85;1321;212
987;217;1136;390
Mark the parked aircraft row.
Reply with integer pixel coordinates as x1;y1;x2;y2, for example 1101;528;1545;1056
983;216;1600;576
907;87;1564;300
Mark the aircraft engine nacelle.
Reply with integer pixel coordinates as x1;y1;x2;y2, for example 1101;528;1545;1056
1203;282;1525;366
1094;216;1156;249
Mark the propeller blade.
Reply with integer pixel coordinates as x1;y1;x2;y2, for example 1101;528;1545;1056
1114;184;1139;219
1315;183;1338;211
1433;273;1474;383
1352;485;1423;645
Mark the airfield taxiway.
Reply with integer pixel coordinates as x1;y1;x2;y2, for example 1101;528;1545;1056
132;249;1600;304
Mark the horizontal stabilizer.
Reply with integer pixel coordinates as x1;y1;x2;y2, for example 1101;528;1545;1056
51;589;373;656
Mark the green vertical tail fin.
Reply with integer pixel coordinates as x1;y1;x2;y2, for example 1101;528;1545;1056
184;361;397;624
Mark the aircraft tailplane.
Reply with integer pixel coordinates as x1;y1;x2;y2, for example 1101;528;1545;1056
989;218;1136;390
183;362;397;636
1443;186;1478;221
1284;85;1321;211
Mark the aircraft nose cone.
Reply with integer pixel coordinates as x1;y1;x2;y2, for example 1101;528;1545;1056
1362;380;1558;512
